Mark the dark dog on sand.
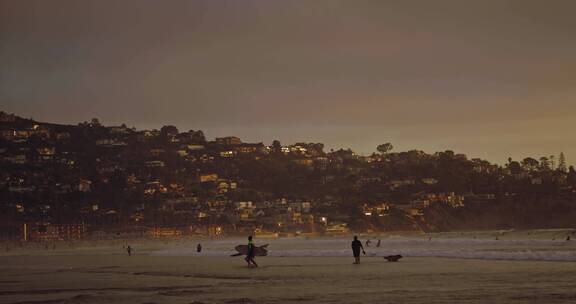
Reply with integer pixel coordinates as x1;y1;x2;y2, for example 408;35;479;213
384;254;403;262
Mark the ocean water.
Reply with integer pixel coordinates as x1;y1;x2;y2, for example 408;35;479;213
150;229;576;261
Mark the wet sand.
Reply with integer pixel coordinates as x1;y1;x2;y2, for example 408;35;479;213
2;254;576;304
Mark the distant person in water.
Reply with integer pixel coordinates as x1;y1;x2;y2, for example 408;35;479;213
197;243;202;253
245;236;258;268
365;239;371;247
351;236;366;264
376;239;381;247
567;235;571;241
126;245;133;256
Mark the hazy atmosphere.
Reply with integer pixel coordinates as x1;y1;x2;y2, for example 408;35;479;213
3;2;576;304
2;0;576;162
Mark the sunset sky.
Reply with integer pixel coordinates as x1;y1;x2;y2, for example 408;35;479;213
1;0;575;164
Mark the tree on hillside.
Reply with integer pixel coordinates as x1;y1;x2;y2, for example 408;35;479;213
160;125;179;138
90;118;101;127
272;140;282;153
558;152;567;173
377;143;393;154
310;143;325;155
508;161;522;175
191;130;206;143
567;166;576;186
539;157;550;171
521;157;539;171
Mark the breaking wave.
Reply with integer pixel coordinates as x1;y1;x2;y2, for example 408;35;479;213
150;233;576;262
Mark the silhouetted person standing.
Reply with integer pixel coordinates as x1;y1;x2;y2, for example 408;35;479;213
197;243;202;253
376;239;381;247
351;236;365;264
126;245;133;256
245;236;258;268
365;239;371;247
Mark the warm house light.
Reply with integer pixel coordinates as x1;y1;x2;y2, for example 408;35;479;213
220;151;234;157
16;203;25;213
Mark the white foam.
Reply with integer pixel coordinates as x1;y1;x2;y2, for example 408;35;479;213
150;232;576;261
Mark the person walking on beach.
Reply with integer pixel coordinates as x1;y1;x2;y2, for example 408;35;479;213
126;245;133;256
376;239;381;247
245;236;258;268
351;236;366;264
365;239;371;247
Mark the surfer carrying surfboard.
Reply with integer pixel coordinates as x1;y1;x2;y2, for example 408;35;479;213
245;236;258;268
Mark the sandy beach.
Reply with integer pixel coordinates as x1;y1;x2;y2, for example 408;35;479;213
2;232;576;304
2;255;576;304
